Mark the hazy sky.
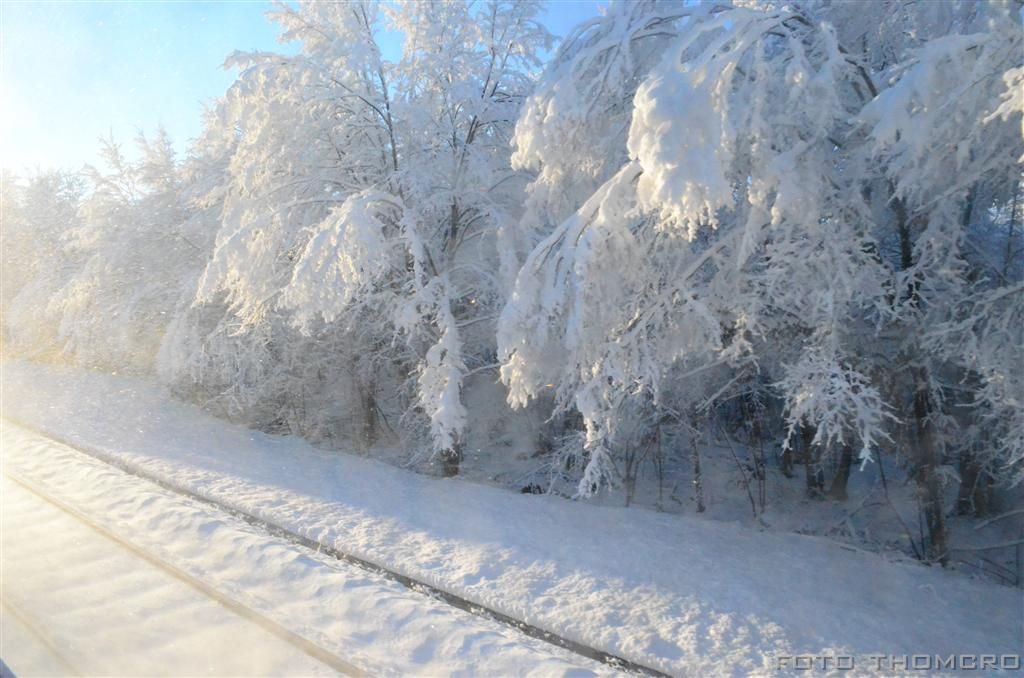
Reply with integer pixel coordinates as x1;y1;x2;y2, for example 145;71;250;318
1;1;602;173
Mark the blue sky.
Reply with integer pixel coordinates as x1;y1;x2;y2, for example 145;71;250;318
1;1;603;173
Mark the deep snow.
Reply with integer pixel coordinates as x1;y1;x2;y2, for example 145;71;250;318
2;361;1022;675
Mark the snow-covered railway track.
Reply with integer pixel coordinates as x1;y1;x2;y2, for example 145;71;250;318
3;470;363;676
1;596;82;677
3;417;668;677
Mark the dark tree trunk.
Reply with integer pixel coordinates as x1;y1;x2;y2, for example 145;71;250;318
690;434;705;513
802;425;824;498
362;390;379;447
828;443;855;501
781;445;795;478
441;443;462;478
911;369;948;565
956;451;992;517
892;195;949;564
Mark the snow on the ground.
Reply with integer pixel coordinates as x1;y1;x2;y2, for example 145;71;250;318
1;423;610;676
2;361;1022;675
2;474;335;677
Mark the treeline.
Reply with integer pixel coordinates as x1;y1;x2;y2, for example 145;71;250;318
2;0;1022;567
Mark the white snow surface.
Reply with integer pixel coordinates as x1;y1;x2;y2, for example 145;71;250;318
2;474;336;676
2;361;1022;675
2;423;608;676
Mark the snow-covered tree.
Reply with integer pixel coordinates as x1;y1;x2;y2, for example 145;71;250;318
178;0;551;473
857;4;1024;520
498;0;1022;562
1;169;85;360
502;1;885;490
43;131;207;372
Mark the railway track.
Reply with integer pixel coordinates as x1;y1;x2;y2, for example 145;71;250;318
1;595;82;677
2;418;670;677
3;470;364;676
